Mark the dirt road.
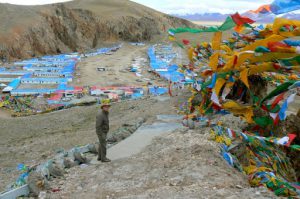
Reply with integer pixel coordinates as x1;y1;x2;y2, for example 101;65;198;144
72;43;164;87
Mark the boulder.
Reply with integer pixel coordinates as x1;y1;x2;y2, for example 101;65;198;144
63;157;78;169
48;162;65;178
28;172;48;197
74;151;88;164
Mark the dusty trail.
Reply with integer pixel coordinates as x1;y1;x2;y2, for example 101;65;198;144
72;43;162;87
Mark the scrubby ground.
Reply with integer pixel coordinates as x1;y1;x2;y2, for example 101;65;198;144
0;40;188;191
47;126;276;199
0;95;179;191
1;90;278;198
0;34;286;198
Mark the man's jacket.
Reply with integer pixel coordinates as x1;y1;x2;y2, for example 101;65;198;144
96;110;109;133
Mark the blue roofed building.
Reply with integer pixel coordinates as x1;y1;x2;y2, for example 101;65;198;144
10;88;57;96
2;78;21;92
21;78;68;84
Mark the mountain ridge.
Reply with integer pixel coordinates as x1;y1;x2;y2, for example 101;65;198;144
0;0;197;61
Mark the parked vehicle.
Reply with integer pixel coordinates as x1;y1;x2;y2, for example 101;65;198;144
97;67;106;71
61;97;72;102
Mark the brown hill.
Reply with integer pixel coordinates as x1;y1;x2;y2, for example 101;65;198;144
0;0;196;61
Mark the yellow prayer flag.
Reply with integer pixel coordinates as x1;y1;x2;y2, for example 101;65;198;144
220;45;233;55
209;52;219;71
242;34;285;51
249;62;277;75
240;68;250;88
247;53;298;64
214;78;226;96
222;55;236;72
223;100;254;123
212;32;222;50
273;18;300;37
168;36;176;41
188;47;194;62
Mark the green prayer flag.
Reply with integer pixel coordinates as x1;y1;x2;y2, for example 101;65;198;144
290;145;300;151
244;23;254;29
278;55;300;67
266;104;281;113
175;41;185;49
261;81;296;105
219;16;237;31
168;16;237;35
254;116;274;127
202;80;212;89
255;46;271;53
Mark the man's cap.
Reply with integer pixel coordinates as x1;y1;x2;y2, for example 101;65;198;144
101;99;111;108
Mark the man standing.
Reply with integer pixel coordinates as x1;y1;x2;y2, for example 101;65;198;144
96;102;111;162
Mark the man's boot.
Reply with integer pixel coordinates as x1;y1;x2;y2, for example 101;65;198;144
101;158;111;162
97;157;102;161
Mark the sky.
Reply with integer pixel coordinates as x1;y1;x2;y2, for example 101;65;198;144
0;0;273;14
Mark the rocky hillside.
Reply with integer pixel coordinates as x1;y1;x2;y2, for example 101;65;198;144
0;0;196;61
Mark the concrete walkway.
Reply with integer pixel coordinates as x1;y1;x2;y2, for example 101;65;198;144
107;122;182;160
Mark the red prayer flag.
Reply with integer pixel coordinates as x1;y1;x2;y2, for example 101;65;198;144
271;92;285;109
231;12;255;26
261;104;268;111
274;115;280;125
182;39;190;45
286;134;297;147
273;63;281;70
267;42;291;52
252;125;261;131
212;103;222;111
233;55;238;66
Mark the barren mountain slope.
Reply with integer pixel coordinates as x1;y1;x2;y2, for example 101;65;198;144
0;0;196;61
